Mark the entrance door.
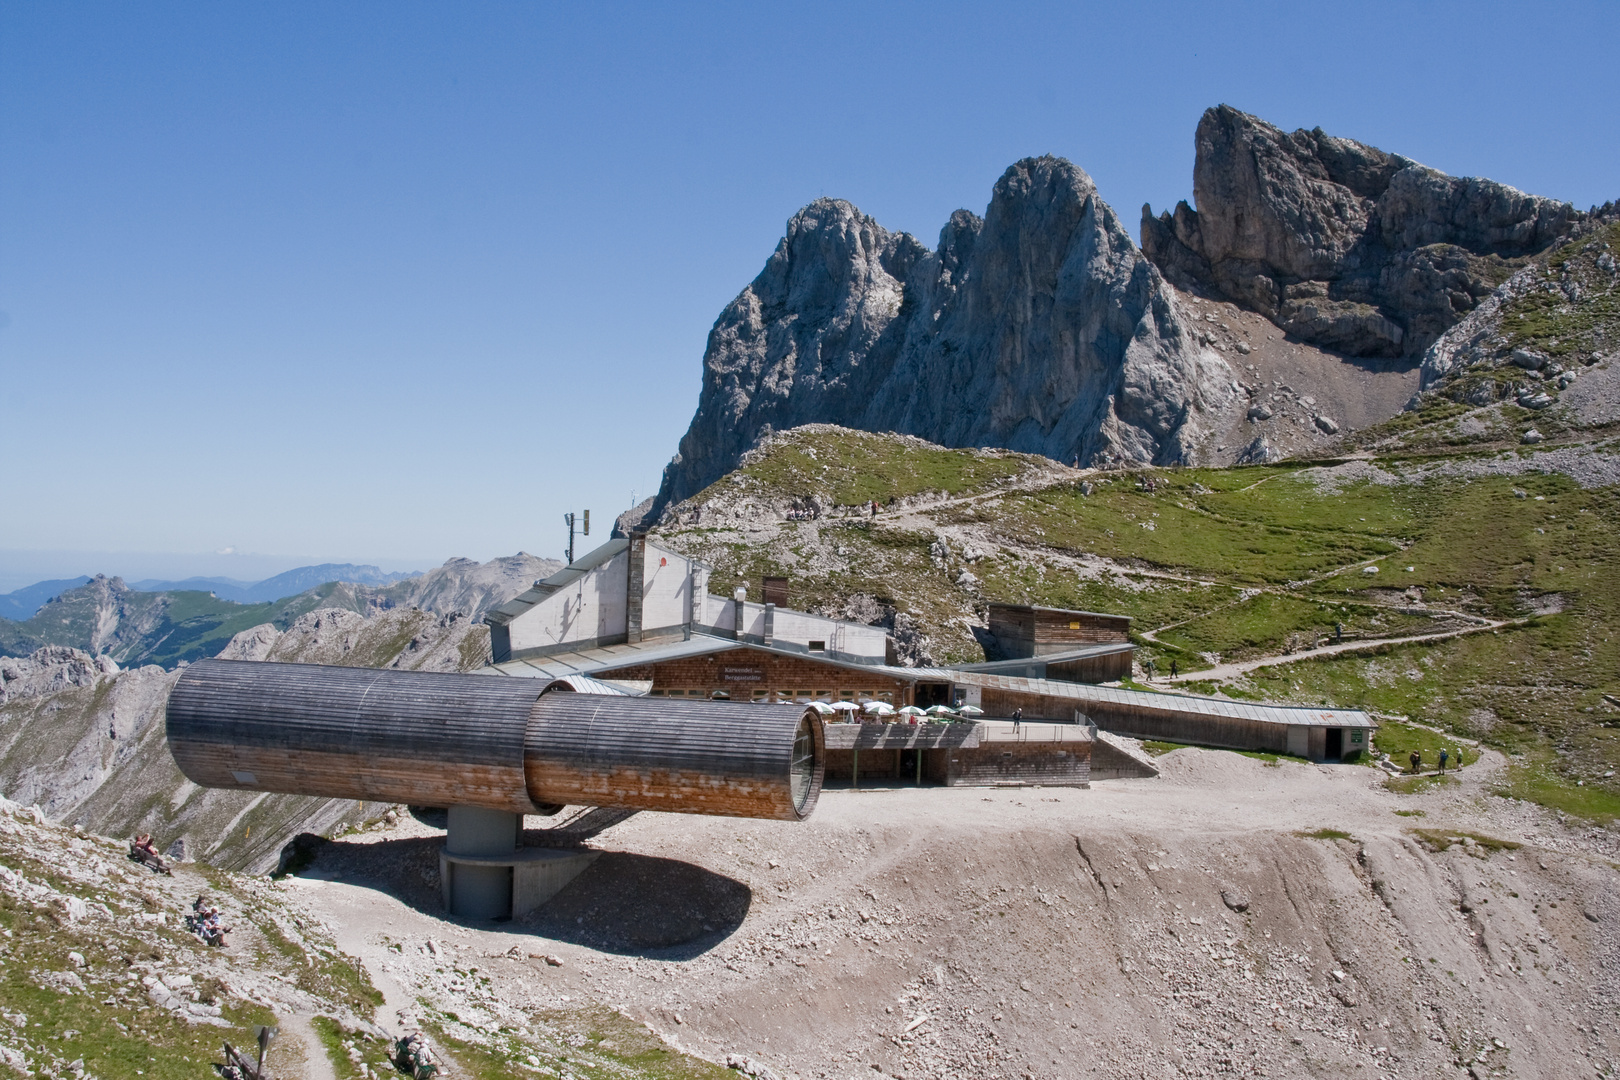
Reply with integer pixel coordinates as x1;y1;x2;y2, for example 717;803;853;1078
1324;728;1343;760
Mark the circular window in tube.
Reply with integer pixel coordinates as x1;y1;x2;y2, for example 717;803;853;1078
790;715;817;815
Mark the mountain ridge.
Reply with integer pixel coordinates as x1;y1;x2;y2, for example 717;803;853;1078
652;155;1236;516
0;553;559;668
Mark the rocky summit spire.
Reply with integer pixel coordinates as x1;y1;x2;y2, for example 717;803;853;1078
1141;104;1579;358
652;156;1234;513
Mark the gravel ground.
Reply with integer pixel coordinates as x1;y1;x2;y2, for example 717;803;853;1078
298;748;1620;1080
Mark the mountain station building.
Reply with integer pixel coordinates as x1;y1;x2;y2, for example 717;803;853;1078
480;533;1376;784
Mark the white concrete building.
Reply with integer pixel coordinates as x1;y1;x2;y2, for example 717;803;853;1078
486;532;891;665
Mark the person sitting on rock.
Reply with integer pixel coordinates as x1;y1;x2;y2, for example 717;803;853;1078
130;834;171;874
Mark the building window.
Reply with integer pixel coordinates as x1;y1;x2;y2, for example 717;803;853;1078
814;689;831;702
795;689;810;701
808;640;826;653
839;690;855;701
751;689;768;701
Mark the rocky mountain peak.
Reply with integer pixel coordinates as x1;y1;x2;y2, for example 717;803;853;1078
1143;104;1580;357
652;154;1234;514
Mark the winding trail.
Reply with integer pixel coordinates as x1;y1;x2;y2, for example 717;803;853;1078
1152;616;1525;686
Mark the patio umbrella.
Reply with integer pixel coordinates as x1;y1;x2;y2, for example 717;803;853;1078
924;704;958;717
897;705;926;718
862;701;896;716
830;700;861;712
956;705;985;718
804;701;836;716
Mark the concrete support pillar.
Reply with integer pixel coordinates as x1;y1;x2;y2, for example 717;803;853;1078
439;806;599;922
444;806;518;920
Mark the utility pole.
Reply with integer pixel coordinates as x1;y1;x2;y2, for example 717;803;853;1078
564;509;591;565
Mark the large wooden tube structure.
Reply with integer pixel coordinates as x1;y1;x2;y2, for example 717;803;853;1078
166;659;825;822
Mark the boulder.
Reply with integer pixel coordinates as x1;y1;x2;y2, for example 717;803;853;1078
1235;435;1276;464
1521;429;1545;444
1314;415;1340;434
1511;347;1548;369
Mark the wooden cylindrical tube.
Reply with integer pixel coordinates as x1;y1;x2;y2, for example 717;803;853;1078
165;660;825;821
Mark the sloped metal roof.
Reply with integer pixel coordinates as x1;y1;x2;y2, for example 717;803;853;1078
941;672;1375;729
950;642;1135;676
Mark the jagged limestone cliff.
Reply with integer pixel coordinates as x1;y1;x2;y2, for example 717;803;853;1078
1142;105;1580;358
655;156;1235;511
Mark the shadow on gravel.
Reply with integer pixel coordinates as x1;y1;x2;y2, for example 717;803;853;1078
285;833;752;960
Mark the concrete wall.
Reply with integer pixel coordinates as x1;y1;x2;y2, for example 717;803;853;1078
506;548;630;657
703;598;889;662
503;540;706;658
943;742;1091;787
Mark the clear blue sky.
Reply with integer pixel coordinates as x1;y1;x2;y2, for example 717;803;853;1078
2;1;1616;589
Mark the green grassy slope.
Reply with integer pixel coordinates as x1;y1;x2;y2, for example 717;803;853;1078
653;426;1620;822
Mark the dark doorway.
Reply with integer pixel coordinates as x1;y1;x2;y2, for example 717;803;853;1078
1324;728;1343;760
914;682;952;707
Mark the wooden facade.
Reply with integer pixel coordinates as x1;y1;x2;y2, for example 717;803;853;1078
599;645;917;705
166;659;827;823
987;604;1132;658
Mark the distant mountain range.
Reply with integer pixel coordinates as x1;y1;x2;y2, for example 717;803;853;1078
0;576;93;622
0;553;560;668
128;563;420;605
0;563;419;620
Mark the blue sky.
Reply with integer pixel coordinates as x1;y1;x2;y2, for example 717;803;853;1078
2;1;1616;590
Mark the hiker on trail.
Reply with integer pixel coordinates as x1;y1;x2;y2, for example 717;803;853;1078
1409;750;1422;775
1335;623;1343;644
1438;748;1449;773
1013;707;1023;732
1170;660;1178;678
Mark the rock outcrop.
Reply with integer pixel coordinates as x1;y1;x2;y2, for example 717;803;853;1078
654;156;1234;510
1142;105;1580;358
0;602;492;872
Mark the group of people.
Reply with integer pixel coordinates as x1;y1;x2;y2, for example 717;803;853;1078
128;833;172;875
1407;747;1464;774
395;1031;440;1080
187;895;231;947
785;499;890;522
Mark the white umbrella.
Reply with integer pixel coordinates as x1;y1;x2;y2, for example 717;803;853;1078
830;700;861;712
804;702;836;716
862;701;896;716
956;705;985;717
925;704;958;717
897;705;926;718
